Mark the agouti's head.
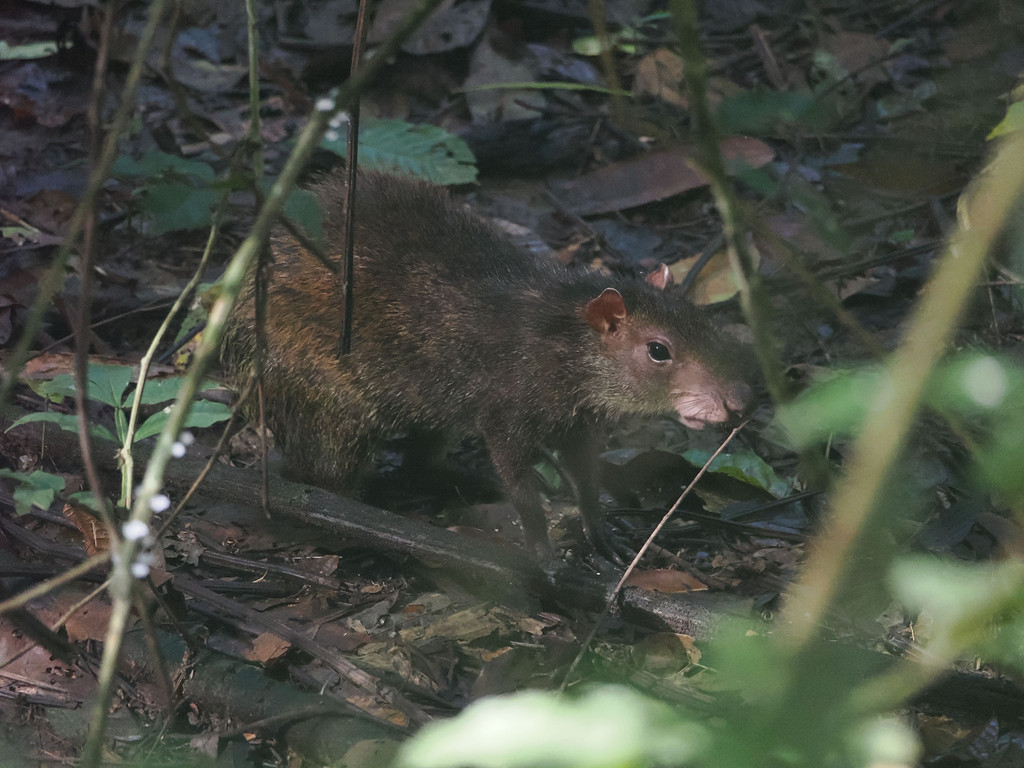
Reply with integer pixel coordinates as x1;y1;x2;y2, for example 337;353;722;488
583;265;756;428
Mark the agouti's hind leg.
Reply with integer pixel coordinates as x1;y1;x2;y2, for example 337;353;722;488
483;436;554;558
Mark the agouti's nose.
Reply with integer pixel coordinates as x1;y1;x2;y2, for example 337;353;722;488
725;380;758;425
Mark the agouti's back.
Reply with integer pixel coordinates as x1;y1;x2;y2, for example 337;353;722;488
223;171;755;558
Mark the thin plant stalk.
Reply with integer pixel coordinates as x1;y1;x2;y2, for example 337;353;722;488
120;218;221;507
671;0;788;403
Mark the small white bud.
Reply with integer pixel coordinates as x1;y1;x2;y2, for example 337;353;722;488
123;520;150;541
131;561;150;579
179;431;195;446
315;96;335;112
171;442;186;458
150;494;171;513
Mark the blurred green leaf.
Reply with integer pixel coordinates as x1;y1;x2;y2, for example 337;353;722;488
717;88;822;135
891;556;1024;673
113;150;215;181
775;368;883;449
0;469;66;516
398;686;706;768
988;100;1024;139
0;41;59;60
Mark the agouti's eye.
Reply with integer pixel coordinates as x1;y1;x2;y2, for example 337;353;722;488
647;341;671;362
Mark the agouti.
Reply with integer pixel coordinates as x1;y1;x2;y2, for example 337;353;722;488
222;171;755;559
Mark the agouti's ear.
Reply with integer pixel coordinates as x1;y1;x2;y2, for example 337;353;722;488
584;288;628;334
646;264;673;290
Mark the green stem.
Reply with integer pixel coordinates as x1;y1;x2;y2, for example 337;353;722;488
784;133;1024;648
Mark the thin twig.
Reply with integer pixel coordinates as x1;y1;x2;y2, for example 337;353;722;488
340;0;372;357
672;0;788;403
74;0;120;539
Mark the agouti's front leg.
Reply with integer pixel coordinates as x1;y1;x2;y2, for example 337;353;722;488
556;426;627;565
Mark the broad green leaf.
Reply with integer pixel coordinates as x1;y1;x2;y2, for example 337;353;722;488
132;375;222;407
6;411;116;443
682;449;791;497
0;469;65;516
134;400;231;442
143;182;218;234
87;364;133;407
133;376;196;406
322;119;478;186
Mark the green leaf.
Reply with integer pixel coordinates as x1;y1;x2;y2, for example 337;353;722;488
6;412;116;443
85;364;133;408
890;556;1024;672
134;400;231;442
133;376;195;406
682;449;791;497
322;119;478;186
131;377;181;406
113;150;215;181
775;368;883;449
283;188;325;249
397;686;707;768
114;407;128;444
989;101;1024;139
0;469;65;516
0;41;59;60
1;225;43;244
717;88;820;135
142;182;218;234
68;491;104;514
26;374;76;404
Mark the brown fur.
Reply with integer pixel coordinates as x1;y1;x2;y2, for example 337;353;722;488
223;172;754;557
